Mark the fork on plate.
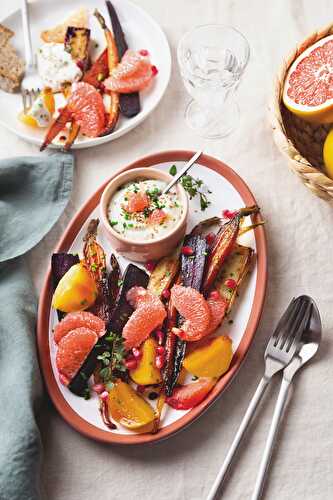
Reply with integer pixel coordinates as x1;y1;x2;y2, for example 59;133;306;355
20;0;42;111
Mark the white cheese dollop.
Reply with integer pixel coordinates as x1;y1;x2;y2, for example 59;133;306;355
38;43;82;92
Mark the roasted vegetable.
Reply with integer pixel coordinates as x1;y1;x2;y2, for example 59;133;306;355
51;253;80;320
147;250;180;298
214;244;253;313
183;336;232;378
94;9;120;135
68;264;149;396
202;206;258;294
83;219;113;323
163;235;208;397
166;377;216;410
64;26;91;70
129;338;162;385
40;106;72;151
52;262;98;313
82;48;109;88
106;0;141;118
108;380;156;432
51;253;80;290
108;254;121;314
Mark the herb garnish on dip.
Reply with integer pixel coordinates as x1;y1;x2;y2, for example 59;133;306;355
107;179;183;241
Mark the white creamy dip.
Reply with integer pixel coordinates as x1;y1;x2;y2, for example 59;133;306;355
108;179;183;242
38;43;82;92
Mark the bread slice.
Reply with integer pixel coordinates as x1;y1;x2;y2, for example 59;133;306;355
41;7;89;43
0;24;24;93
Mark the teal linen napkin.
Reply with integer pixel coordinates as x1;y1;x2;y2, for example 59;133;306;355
0;153;74;500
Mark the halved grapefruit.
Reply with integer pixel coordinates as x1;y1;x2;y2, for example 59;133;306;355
283;35;333;123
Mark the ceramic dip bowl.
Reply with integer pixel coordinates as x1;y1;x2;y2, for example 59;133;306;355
100;167;189;262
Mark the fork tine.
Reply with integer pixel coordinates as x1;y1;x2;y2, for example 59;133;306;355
277;298;305;350
274;298;301;348
286;300;313;353
21;91;27;113
270;298;296;344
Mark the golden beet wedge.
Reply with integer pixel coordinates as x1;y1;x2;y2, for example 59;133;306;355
129;338;162;385
183;336;233;379
52;262;98;313
108;380;156;433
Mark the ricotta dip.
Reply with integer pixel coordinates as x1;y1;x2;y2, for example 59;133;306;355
38;43;82;92
108;179;183;242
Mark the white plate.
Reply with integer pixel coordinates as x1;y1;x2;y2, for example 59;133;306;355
0;0;171;148
47;161;258;436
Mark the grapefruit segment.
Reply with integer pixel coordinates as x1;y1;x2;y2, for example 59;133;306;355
122;287;166;349
104;49;154;94
166;377;216;410
206;290;227;334
67;82;106;137
170;285;210;341
54;311;106;344
56;327;98;383
283;35;333;123
126;191;150;213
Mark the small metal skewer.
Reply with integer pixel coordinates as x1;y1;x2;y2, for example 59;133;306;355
162;150;203;194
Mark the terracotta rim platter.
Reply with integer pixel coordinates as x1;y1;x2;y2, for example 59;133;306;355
37;150;267;444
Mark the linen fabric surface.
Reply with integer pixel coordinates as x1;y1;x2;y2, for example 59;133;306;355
0;153;74;500
1;1;333;499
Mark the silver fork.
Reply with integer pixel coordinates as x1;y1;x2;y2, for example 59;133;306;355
206;295;313;500
20;0;42;110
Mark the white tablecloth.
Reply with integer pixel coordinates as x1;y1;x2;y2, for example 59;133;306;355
1;1;333;499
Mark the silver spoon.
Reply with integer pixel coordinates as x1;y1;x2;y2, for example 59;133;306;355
162;150;202;194
251;296;322;500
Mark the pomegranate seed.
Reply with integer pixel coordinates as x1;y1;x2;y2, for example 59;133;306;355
151;65;158;76
132;347;142;359
161;288;171;300
209;290;221;300
222;209;237;219
124;357;138;370
225;278;237;289
182;246;194;256
76;60;84;71
92;383;105;394
205;232;216;245
139;49;149;56
155;354;165;369
145;260;156;272
136;384;146;394
156;345;165;355
155;330;165;345
100;391;109;401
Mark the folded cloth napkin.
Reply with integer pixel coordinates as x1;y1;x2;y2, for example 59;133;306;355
0;153;74;500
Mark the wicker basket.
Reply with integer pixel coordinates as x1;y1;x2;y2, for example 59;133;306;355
270;23;333;201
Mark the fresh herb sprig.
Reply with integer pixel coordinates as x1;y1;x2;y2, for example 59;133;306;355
169;165;211;211
97;333;126;390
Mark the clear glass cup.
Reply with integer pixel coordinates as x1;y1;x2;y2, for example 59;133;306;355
177;24;250;139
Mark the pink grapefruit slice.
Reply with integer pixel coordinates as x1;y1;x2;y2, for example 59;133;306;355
283;35;333;123
122;287;166;349
54;311;105;344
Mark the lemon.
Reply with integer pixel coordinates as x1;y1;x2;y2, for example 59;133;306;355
52;263;98;313
323;129;333;180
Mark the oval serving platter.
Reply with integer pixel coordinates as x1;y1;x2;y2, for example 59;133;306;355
37;150;267;444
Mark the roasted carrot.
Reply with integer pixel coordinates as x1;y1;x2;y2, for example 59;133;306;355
82;48;109;89
202;206;259;294
40;107;73;151
94;9;120;135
